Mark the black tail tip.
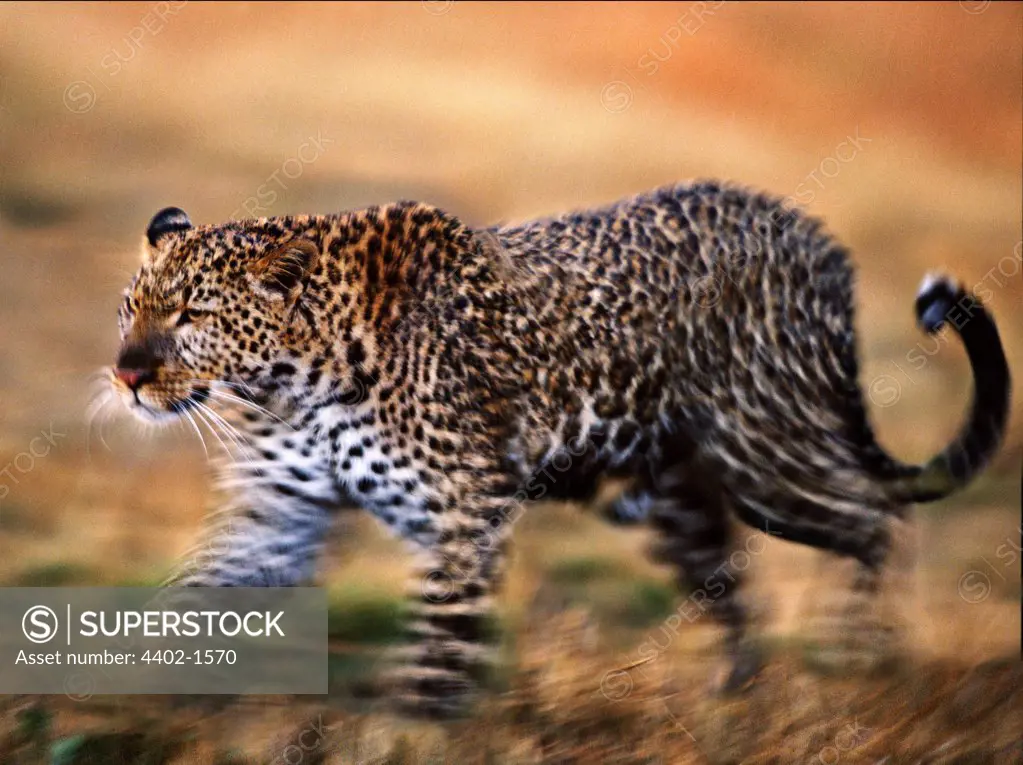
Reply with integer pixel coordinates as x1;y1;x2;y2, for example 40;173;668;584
915;273;966;334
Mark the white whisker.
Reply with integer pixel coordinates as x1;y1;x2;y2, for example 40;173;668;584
222;377;258;397
85;388;114;460
180;407;210;461
97;395;116;452
190;404;238;462
204;404;257;465
206;389;293;429
196;402;254;459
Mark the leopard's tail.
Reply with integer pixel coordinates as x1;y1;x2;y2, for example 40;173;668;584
878;274;1011;503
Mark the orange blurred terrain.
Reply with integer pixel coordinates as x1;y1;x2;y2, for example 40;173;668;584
0;2;1020;762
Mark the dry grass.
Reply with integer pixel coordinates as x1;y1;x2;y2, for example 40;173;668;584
2;605;1020;764
1;483;1020;763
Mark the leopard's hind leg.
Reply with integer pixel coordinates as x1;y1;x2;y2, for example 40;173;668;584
643;465;764;693
728;485;901;673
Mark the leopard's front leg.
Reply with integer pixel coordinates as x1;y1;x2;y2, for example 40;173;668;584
388;472;514;720
166;414;352;587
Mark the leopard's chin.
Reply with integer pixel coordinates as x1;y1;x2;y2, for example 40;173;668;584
129;402;182;424
115;383;210;424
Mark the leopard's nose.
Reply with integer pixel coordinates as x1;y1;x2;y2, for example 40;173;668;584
113;367;153;391
114;344;161;391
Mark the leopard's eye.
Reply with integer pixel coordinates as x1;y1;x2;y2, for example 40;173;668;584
175;307;210;327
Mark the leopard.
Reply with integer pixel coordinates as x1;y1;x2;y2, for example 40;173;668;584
107;181;1011;719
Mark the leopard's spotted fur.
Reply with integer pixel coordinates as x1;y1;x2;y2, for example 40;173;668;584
110;182;1011;717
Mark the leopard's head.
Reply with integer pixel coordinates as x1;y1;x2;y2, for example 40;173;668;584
110;207;321;422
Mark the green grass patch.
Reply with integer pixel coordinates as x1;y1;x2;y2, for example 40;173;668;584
545;556;678;631
48;732;183;765
327;588;406;645
547;556;630;586
326;650;381;699
609;579;677;628
111;574;169;588
10;562;98;587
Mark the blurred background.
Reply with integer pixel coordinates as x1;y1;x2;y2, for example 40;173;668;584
0;2;1020;762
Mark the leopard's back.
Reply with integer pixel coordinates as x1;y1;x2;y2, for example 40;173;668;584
488;182;879;505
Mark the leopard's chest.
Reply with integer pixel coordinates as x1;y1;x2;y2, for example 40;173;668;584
314;409;437;542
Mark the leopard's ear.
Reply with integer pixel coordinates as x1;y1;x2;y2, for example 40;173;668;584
143;207;192;259
248;239;319;302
